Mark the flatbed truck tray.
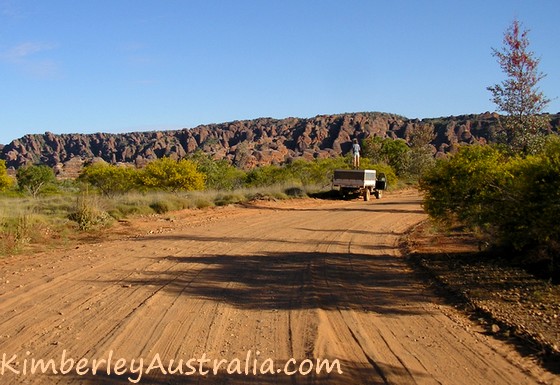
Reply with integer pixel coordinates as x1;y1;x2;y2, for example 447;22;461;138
332;169;386;201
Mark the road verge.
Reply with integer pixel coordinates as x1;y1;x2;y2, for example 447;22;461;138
402;220;560;372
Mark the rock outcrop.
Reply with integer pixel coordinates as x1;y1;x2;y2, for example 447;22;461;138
2;112;558;176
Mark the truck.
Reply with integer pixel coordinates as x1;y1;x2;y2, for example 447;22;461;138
332;169;387;201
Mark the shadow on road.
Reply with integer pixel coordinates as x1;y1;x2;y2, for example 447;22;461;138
239;197;425;215
133;233;396;252
102;250;430;315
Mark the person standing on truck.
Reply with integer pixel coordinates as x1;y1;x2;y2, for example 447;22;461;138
352;138;361;169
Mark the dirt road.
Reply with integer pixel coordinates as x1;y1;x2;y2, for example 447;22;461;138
0;190;556;384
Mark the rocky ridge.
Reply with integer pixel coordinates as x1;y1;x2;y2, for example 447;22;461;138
2;112;559;178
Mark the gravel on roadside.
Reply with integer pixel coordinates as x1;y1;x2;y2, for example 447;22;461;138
403;221;560;366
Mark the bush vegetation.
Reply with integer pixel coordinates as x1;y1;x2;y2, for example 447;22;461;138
418;18;559;280
138;157;205;192
78;162;138;196
0;160;14;192
0;153;404;255
361;124;435;180
419;136;560;277
16;164;57;197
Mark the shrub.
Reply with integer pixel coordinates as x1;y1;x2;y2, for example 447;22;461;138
79;162;139;196
149;200;172;214
0;160;14;192
192;198;214;209
245;165;293;188
139;158;205;192
215;193;246;206
68;193;112;230
285;159;330;187
362;137;411;176
419;139;560;275
419;145;508;227
284;186;306;198
494;138;560;252
190;151;246;190
16;164;56;197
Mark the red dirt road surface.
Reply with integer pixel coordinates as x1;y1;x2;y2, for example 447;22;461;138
0;190;557;384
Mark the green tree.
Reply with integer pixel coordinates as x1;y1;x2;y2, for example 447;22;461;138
408;124;436;178
492;137;560;259
78;162;139;196
358;158;397;188
382;139;411;176
245;164;292;188
285;159;328;187
419;145;508;228
189;151;245;190
16;164;56;197
361;137;410;176
420;140;560;275
139;157;205;192
361;136;385;163
487;19;550;154
0;160;14;191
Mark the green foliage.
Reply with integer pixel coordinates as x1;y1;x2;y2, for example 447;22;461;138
361;137;411;176
382;139;411;176
245;157;361;189
138;157;205;192
245;165;292;188
358;159;398;189
0;160;14;192
419;139;560;274
68;192;112;230
189;151;245;190
408;124;436;178
16;164;56;197
284;159;325;186
286;157;350;187
215;192;246;206
492;137;560;252
149;200;172;214
420;145;508;227
79;162;139;196
498;115;549;155
361;136;383;161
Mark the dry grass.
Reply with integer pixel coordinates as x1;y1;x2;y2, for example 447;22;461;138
0;183;320;256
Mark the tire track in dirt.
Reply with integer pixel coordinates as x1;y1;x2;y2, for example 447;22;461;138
0;191;556;385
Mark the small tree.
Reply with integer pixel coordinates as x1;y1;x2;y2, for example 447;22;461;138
139;157;205;192
78;162;139;196
16;165;56;197
189;151;245;190
408;124;436;178
232;143;252;169
361;137;410;176
361;136;385;164
487;19;550;154
0;160;14;191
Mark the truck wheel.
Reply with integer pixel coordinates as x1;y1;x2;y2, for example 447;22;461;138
364;189;371;201
375;190;382;199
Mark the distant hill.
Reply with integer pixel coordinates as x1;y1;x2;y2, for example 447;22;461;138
2;112;559;178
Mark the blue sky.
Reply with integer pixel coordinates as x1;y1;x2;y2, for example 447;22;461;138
1;1;558;145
